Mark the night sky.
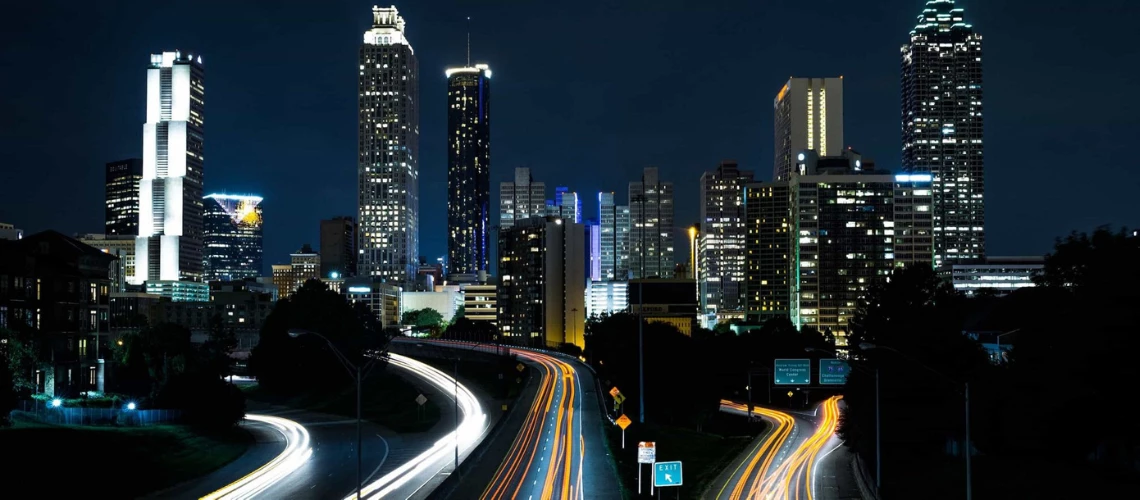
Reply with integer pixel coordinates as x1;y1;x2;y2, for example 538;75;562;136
2;0;1137;274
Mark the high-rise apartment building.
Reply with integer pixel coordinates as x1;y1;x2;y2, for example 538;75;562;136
499;167;546;229
629;167;674;279
135;50;206;300
320;216;357;279
202;194;264;282
698;161;753;319
598;192;631;281
901;0;985;264
446;63;491;275
744;149;933;346
773;77;844;181
358;6;419;283
105;158;143;236
554;187;582;223
497;216;585;349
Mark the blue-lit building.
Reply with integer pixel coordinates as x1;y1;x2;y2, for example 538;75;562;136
203;194;264;282
445;63;491;276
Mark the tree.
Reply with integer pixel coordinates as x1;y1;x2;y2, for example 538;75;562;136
249;280;390;395
441;316;497;343
0;328;42;395
401;308;445;334
0;347;16;426
201;314;238;377
115;322;196;398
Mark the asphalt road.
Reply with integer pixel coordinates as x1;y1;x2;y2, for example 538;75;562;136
708;396;860;500
401;341;621;500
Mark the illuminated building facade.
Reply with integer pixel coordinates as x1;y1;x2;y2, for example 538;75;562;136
358;6;419;283
105;158;142;236
629;167;674;279
902;0;985;264
446;63;491;275
773;77;844;181
950;256;1043;296
598;192;630;280
586;218;601;282
497;216;585;349
320;216;357;279
499;167;546;230
743;181;792;324
135;50;206;299
203;194;264;282
554;187;582;223
698;161;753;320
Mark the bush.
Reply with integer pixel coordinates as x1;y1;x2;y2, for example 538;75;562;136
156;372;246;429
0;359;14;427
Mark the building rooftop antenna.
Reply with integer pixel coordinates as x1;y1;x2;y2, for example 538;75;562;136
466;16;471;66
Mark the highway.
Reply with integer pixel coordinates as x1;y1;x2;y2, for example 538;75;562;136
710;396;844;500
398;339;621;500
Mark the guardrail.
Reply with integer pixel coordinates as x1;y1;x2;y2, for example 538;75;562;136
13;400;181;427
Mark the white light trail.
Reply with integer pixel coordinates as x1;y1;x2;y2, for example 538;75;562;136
200;414;313;500
346;353;487;500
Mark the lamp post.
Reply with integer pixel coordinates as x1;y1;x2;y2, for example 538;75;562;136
289;328;379;500
860;342;971;500
807;347;879;490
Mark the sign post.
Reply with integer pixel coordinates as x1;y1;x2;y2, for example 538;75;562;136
616;414;631;448
637;441;656;495
774;358;812;385
653;461;683;488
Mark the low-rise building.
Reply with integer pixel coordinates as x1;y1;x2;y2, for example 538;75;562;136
628;278;699;336
949;256;1044;296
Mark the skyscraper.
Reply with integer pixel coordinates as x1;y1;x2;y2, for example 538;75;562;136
320;216;357;279
598;192;630;280
359;6;419;283
773;77;844;181
629;167;674;279
135;50;206;298
497;216;585;349
445;63;491;275
203;194;264;282
105;158;142;236
499;167;546;229
901;0;985;264
586;218;601;282
554;187;582;223
698;161;753;318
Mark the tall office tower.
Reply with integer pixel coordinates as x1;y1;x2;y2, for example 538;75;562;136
497;216;585;349
901;0;985;264
499;167;546;229
320;216;357;279
358;6;419;283
446;63;491;275
629;167;674;279
554;187;582;223
135;50;207;300
698;161;754;319
105;158;143;236
773;77;844;181
586;218;601;281
598;192;630;280
202;194;264;282
743;182;791;324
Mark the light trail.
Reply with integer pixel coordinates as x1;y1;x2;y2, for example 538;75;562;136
714;400;797;500
756;395;843;500
347;352;487;500
480;349;584;500
200;414;313;500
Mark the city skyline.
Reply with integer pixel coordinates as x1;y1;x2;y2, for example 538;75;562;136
2;1;1134;273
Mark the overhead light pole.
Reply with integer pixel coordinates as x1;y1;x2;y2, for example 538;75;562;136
860;342;971;500
289;328;380;500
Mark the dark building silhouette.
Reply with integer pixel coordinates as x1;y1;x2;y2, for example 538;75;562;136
445;63;491;276
320;216;357;279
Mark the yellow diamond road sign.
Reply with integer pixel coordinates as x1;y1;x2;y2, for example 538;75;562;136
616;414;632;430
516;363;525;372
609;386;621;398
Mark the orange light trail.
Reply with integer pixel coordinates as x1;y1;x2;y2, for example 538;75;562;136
757;395;843;500
713;400;797;500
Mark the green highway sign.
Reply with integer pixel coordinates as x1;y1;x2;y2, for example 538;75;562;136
654;461;683;487
774;359;811;385
820;359;850;385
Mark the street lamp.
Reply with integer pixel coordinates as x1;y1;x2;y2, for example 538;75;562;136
288;328;380;500
860;342;972;500
807;347;879;490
